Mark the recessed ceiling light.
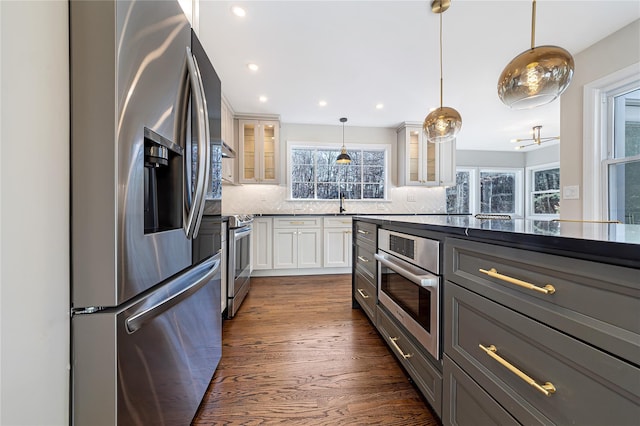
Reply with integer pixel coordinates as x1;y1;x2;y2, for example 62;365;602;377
375;103;384;109
247;63;259;72
318;100;327;107
231;6;246;17
259;95;268;103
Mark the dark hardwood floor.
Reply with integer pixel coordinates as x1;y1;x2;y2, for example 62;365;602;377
193;274;441;425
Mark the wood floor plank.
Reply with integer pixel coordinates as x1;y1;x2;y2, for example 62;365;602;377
193;274;441;425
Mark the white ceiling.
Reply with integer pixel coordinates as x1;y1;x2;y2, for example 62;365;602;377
198;0;640;151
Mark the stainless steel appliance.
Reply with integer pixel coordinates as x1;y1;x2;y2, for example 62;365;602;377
227;214;254;318
375;229;441;360
70;2;223;424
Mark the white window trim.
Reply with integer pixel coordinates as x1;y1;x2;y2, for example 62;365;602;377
286;141;392;201
583;62;640;221
477;167;524;218
525;162;560;220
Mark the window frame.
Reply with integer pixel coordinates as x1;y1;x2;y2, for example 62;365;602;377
525;162;560;219
447;167;524;218
583;62;640;221
286;141;391;201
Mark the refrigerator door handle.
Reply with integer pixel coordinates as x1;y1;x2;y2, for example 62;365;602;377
125;253;221;334
190;53;211;239
177;46;210;240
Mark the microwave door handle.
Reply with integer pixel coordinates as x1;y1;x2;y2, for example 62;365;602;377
189;54;210;239
374;253;438;288
124;253;221;334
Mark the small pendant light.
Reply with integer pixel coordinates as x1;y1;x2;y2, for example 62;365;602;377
336;117;352;164
498;0;574;109
423;0;462;144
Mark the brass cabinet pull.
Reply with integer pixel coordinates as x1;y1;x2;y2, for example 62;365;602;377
479;268;555;295
344;230;352;234
357;255;369;263
479;344;556;397
342;221;351;224
289;221;304;225
389;337;412;359
356;288;369;299
357;229;369;235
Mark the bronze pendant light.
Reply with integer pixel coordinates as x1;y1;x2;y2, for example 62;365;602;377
423;0;462;144
498;0;575;109
336;117;352;164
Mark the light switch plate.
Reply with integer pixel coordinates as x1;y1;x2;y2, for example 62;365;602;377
563;185;580;200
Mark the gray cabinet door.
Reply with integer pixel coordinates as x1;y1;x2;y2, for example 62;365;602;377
377;306;443;417
445;281;640;426
442;355;517;426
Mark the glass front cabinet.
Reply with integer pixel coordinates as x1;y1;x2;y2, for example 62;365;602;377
238;118;279;184
397;122;456;186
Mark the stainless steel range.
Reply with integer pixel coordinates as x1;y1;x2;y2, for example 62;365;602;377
227;214;254;318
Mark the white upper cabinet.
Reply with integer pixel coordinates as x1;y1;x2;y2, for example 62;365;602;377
238;118;279;184
397;122;456;187
221;96;235;183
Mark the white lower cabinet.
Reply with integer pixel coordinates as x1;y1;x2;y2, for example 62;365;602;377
323;217;352;268
251;217;273;270
273;217;322;269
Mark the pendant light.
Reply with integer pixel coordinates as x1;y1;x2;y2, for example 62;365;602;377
336;117;352;164
423;0;462;144
511;125;559;150
498;0;574;109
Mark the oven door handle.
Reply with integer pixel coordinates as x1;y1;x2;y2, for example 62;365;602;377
233;226;252;241
374;253;438;288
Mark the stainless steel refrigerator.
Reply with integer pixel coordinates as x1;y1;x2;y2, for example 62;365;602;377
70;1;222;424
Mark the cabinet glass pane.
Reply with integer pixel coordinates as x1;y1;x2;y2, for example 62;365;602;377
426;141;436;181
263;124;276;180
409;130;420;182
243;124;255;180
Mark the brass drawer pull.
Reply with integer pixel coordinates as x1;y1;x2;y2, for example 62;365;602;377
479;268;556;295
289;221;305;225
357;256;370;263
356;288;369;299
357;229;370;235
389;337;412;359
479;344;556;397
344;230;352;234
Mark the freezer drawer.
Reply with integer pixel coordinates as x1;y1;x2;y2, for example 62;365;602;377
72;254;221;426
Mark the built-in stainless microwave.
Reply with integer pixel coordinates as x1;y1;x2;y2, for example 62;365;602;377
375;229;441;360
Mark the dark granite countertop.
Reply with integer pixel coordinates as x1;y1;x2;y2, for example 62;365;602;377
354;215;640;268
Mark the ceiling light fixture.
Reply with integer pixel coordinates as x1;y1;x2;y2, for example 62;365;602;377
319;100;327;107
423;0;462;144
259;95;267;103
376;103;384;110
336;117;352;164
511;125;559;150
497;0;574;109
247;63;259;72
231;6;246;17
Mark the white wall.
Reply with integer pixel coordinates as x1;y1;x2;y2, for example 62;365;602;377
0;2;70;425
456;149;526;168
525;144;560;167
560;19;640;219
223;122;447;215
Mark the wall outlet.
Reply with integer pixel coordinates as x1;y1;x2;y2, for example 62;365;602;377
407;193;416;202
563;185;580;200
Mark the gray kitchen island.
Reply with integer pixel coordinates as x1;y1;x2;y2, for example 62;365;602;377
352;215;640;426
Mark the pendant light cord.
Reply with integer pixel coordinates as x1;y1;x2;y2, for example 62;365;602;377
439;10;443;108
531;0;536;49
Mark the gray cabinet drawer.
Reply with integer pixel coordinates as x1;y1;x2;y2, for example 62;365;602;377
377;306;442;417
354;268;376;322
354;220;376;246
445;281;640;426
443;355;517;426
354;239;375;281
446;237;640;363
